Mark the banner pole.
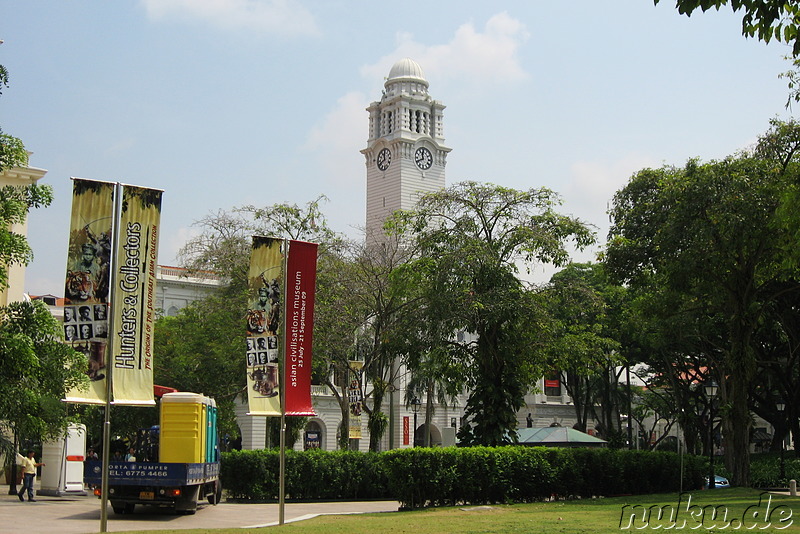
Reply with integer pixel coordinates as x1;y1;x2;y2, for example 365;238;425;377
278;238;288;525
99;182;123;533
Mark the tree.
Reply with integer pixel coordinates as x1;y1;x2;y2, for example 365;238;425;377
604;127;800;484
543;263;632;445
0;301;87;457
313;234;423;450
395;181;595;446
154;293;247;441
0;184;53;290
749;281;800;458
654;1;800;55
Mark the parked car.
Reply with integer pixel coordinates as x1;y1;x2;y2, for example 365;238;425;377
704;475;731;489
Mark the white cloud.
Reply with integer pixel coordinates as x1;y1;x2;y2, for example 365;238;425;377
140;0;319;36
362;12;530;92
562;153;659;248
304;91;368;189
159;225;201;266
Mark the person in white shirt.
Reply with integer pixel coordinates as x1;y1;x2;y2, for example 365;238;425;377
16;450;45;502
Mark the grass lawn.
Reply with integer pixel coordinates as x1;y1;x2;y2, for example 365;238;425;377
116;488;800;534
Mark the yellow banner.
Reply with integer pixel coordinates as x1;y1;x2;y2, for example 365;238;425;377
63;179;114;404
111;184;162;406
348;361;363;439
245;236;283;416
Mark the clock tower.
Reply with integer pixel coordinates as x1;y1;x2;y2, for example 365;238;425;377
362;58;451;242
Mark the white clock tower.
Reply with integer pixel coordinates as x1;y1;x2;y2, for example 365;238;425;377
362;58;451;242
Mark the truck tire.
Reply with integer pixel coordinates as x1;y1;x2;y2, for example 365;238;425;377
208;481;222;505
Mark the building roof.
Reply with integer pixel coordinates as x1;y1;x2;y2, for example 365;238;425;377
386;57;428;87
517;426;608;448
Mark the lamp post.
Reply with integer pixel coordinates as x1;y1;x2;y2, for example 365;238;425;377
776;400;786;482
704;380;718;489
411;396;421;447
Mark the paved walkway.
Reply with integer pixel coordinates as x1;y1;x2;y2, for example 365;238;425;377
1;483;400;534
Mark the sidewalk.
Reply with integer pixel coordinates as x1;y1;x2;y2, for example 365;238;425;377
1;482;401;534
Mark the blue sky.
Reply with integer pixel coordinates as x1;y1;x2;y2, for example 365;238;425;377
1;0;793;295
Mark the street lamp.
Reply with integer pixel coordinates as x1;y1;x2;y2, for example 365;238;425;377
410;396;422;447
776;399;786;482
704;380;718;489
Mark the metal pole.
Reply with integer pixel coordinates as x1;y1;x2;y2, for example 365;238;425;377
388;360;396;450
8;431;18;495
781;437;786;482
708;399;715;489
278;239;288;526
626;365;633;450
413;411;418;448
679;420;684;494
100;182;123;532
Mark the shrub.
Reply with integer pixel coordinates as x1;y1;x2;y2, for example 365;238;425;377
220;448;389;501
221;446;708;508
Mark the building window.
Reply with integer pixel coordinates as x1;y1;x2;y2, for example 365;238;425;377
544;371;561;397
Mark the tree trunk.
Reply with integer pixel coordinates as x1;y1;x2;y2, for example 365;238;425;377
326;377;351;450
565;371;588;431
726;373;752;486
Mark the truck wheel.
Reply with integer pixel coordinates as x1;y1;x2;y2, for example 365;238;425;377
111;502;125;515
208;481;222;505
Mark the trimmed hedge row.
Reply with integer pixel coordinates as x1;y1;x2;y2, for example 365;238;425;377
221;448;390;501
382;447;707;508
221;446;707;508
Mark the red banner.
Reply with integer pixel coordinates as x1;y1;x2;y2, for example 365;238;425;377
284;240;318;416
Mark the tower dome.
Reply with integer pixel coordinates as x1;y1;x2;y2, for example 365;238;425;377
386;58;428;88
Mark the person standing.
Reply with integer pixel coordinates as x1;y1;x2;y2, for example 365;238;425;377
16;450;45;502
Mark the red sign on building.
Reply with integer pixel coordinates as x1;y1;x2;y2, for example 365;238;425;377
403;416;410;445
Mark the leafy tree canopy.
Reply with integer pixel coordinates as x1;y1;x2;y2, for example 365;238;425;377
0;301;88;456
604;119;800;485
655;1;800;55
394;181;595;446
0;184;53;290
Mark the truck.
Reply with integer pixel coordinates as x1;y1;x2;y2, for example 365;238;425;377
84;392;223;515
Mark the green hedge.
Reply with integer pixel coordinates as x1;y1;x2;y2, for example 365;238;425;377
220;446;707;508
221;448;390;501
382;447;706;508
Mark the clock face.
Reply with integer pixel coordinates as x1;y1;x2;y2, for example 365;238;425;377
415;147;433;170
376;148;391;171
